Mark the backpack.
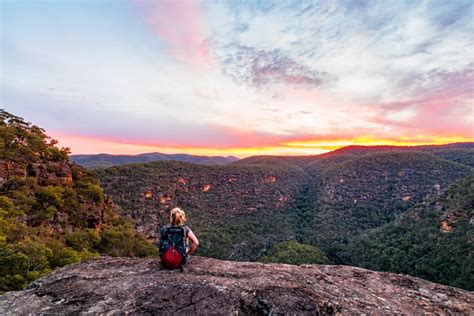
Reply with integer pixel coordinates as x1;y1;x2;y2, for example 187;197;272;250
159;225;188;268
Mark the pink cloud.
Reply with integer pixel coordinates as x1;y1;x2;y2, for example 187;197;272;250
371;68;474;137
132;0;212;67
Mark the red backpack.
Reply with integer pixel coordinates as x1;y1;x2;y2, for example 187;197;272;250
159;225;187;268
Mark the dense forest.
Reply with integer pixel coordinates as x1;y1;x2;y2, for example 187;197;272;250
0;110;157;293
96;160;309;261
341;174;474;290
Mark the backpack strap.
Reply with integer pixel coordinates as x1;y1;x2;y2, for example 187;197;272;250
183;226;187;254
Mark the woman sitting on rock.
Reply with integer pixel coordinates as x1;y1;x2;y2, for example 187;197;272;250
159;207;199;270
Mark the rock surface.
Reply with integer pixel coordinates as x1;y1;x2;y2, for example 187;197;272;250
1;257;473;315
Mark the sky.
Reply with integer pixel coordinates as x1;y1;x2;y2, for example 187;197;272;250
1;0;473;157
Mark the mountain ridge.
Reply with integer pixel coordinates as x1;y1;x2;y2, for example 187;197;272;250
71;142;474;170
71;152;240;169
236;142;474;168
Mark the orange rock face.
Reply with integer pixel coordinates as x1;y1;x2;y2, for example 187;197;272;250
0;161;26;182
440;220;453;233
59;175;73;186
144;191;153;199
265;176;277;183
159;194;172;204
0;161;13;180
203;184;212;192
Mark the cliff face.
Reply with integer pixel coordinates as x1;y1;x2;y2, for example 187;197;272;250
1;257;472;315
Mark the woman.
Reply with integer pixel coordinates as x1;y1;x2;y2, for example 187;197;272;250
159;207;199;269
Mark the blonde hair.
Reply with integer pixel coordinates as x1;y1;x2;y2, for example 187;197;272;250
170;207;186;225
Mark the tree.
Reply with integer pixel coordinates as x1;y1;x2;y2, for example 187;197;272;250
258;241;330;265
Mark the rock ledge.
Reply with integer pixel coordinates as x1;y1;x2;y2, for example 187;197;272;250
1;257;472;314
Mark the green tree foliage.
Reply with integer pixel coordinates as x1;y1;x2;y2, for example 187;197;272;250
0;110;70;163
0;110;158;293
341;174;474;290
98;222;159;257
258;241;329;265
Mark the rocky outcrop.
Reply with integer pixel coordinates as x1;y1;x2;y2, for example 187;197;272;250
0;160;73;186
0;161;26;184
1;257;472;314
28;162;73;186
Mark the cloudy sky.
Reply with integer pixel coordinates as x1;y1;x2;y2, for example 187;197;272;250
1;0;473;157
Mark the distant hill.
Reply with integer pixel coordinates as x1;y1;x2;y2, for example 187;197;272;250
321;143;474;167
322;142;473;155
236;142;474;168
71;153;240;169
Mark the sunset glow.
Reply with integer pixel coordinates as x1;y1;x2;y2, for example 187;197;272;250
2;0;473;157
53;132;474;158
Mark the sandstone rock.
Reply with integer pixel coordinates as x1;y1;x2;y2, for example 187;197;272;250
57;163;73;185
1;257;472;315
144;190;153;199
159;194;173;205
264;175;277;183
0;160;26;183
202;183;212;192
440;220;453;233
0;161;12;183
37;162;73;186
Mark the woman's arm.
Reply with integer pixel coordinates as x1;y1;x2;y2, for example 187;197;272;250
186;230;199;255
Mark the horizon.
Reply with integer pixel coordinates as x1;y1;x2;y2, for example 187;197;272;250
2;0;473;157
69;140;473;159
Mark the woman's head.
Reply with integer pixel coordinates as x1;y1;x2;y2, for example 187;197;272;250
170;207;186;225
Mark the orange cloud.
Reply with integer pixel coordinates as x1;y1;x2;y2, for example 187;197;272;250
283;135;474;148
